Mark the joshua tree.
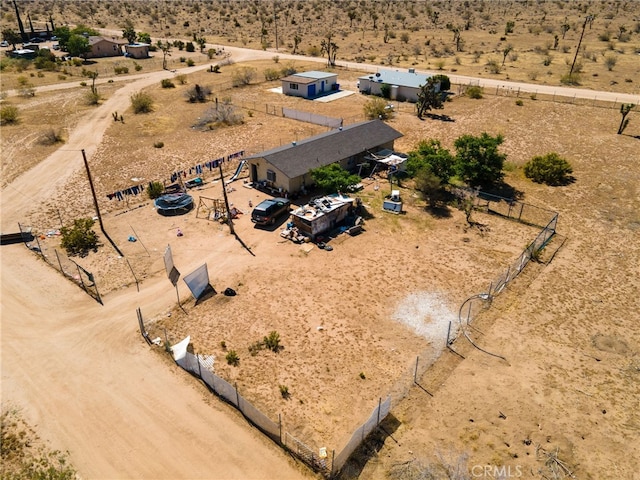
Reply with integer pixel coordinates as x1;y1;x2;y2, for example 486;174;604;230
617;103;635;135
320;32;338;67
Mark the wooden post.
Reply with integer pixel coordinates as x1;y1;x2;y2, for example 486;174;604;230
414;356;419;383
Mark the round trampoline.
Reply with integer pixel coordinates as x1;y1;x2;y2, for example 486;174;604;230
155;193;194;216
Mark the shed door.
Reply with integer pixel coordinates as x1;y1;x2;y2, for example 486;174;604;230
320;80;325;92
307;84;316;97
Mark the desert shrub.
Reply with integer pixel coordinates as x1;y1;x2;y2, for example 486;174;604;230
85;90;100;105
379;83;391;99
60;218;98;257
486;58;501;73
186;58;195;67
0;105;19;125
197;101;244;128
524;152;573;185
364;97;394;120
161;78;175;88
153;141;164;148
185;84;212;103
231;66;257;87
272;55;280;63
175;74;187;84
604;54;617;71
263;331;281;352
225;350;240;366
185;41;195;52
114;66;129;74
598;31;611;41
515;99;523;106
179;57;186;63
307;45;321;56
130;92;153;113
542;55;553;66
279;385;290;398
38;129;64;145
466;85;483;99
134;62;142;71
560;72;581;85
80;81;87;86
147;181;164;199
264;68;281;81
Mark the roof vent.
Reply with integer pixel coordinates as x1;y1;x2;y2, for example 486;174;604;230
339;127;343;131
408;68;415;73
375;72;381;77
292;141;297;146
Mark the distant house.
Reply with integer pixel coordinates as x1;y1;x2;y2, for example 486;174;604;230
8;48;36;60
281;71;339;99
124;43;150;59
246;120;403;195
357;69;438;103
86;36;126;58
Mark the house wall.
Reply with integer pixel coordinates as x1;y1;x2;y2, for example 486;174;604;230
248;158;292;194
282;75;338;99
88;40;122;58
125;45;149;59
358;79;420;102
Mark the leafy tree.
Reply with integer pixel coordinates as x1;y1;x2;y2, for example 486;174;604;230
415;168;445;207
524;152;573;185
185;41;195;52
310;163;361;193
431;74;451;91
122;21;137;44
406;139;455;182
379;83;391;99
618;103;635;134
137;32;151;44
454;133;506;188
71;24;99;37
416;77;444;119
60;218;98;257
2;28;22;49
67;34;90;58
53;26;71;49
363;97;393;120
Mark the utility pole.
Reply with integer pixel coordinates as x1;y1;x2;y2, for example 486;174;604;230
274;0;279;52
570;15;593;75
218;161;235;235
82;149;123;256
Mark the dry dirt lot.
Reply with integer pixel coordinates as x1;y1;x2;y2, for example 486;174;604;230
2;5;640;479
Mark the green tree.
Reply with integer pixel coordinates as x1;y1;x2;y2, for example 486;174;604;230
416;77;444;119
185;41;195;52
431;74;451;91
67;34;90;58
454;133;506;188
523;152;573;185
60;218;98;257
53;26;71;49
310;163;361;193
137;32;151;44
415;168;445;207
406;139;455;182
2;28;22;49
71;24;99;37
122;21;137;44
617;103;634;134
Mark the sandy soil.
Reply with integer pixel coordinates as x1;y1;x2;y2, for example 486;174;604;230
2;44;640;480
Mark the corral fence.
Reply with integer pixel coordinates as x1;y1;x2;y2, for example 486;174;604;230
446;189;559;349
138;312;391;478
232;99;364;127
457;81;640;111
18;223;102;304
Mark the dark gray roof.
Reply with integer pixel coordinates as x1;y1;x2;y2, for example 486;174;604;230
246;120;403;178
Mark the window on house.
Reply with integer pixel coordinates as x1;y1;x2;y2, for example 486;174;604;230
267;170;276;182
289;83;298;90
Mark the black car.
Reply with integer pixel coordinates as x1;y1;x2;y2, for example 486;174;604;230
251;198;291;226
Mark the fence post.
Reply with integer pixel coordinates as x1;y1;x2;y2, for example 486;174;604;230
54;249;64;274
518;202;524;221
75;262;87;293
235;382;240;410
414;356;419;383
377;397;382;424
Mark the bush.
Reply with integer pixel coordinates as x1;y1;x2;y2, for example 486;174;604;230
515;99;523;106
466;85;483;99
560;72;581;85
0;105;19;125
231;66;257;87
175;74;187;84
38;128;64;145
364;97;394;120
60;218;98;257
186;58;195;67
85;90;100;105
225;350;240;366
153;141;164;148
279;385;290;398
523;152;573;185
161;78;175;88
185;84;212;103
130;92;153;113
263;331;281;352
114;66;129;74
264;68;281;81
147;181;164;199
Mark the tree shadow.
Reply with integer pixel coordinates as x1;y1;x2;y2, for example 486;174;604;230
425;112;455;122
335;414;402;479
482;181;524;200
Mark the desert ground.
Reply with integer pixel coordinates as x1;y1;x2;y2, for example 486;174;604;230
2;2;640;480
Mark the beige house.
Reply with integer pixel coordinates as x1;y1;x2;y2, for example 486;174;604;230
124;43;150;59
246;120;403;196
86;36;126;58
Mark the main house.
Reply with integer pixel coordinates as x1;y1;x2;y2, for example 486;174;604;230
86;36;127;58
357;69;437;103
281;71;339;99
246;120;403;195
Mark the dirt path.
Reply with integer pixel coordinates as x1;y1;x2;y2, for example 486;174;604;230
0;53;312;479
